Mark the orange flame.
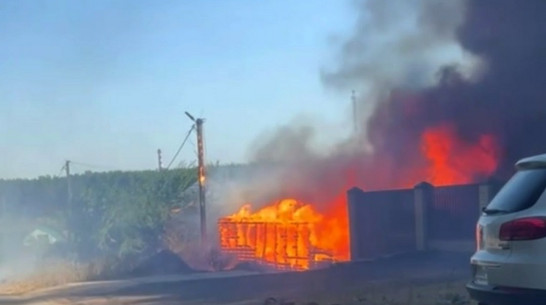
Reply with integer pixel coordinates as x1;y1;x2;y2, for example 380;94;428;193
218;198;348;270
421;124;500;185
220;123;500;270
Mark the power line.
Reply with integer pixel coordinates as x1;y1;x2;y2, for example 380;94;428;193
154;124;197;209
56;164;66;178
70;161;113;171
185;160;197;168
189;138;197;154
167;125;195;170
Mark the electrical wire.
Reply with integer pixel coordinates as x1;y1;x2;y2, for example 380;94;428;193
53;123;193;178
70;161;113;171
166;125;195;170
56;164;66;178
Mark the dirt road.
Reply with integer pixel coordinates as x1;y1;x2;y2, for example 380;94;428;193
0;251;472;305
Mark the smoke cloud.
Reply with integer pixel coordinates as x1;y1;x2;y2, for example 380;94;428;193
322;0;470;89
355;0;546;178
211;0;546;220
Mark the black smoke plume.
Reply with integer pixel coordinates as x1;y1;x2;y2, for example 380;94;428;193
320;0;546;181
240;0;546;209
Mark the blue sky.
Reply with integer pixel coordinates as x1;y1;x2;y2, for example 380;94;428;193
0;0;356;179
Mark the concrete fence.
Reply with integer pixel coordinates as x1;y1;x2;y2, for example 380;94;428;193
347;181;502;261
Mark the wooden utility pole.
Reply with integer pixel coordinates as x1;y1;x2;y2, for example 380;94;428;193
195;118;207;245
0;195;5;259
157;149;163;171
185;112;207;245
65;160;72;210
65;160;74;245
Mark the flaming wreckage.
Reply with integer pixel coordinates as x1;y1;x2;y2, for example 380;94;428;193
218;198;348;271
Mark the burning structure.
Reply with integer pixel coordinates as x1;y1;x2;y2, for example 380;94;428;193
217;0;546;271
218;199;344;270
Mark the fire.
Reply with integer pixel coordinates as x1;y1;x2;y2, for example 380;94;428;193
421;124;500;185
218;198;348;270
219;124;500;271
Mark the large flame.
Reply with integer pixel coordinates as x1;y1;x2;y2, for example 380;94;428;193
218;198;348;270
421;124;500;186
219;123;500;270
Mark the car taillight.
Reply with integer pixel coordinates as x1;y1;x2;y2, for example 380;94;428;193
499;217;546;241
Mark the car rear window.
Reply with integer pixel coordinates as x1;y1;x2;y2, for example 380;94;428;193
486;168;546;213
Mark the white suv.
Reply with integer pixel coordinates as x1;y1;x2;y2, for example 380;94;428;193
467;153;546;305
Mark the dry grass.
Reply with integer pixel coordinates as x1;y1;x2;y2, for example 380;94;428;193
163;223;237;271
0;259;108;295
